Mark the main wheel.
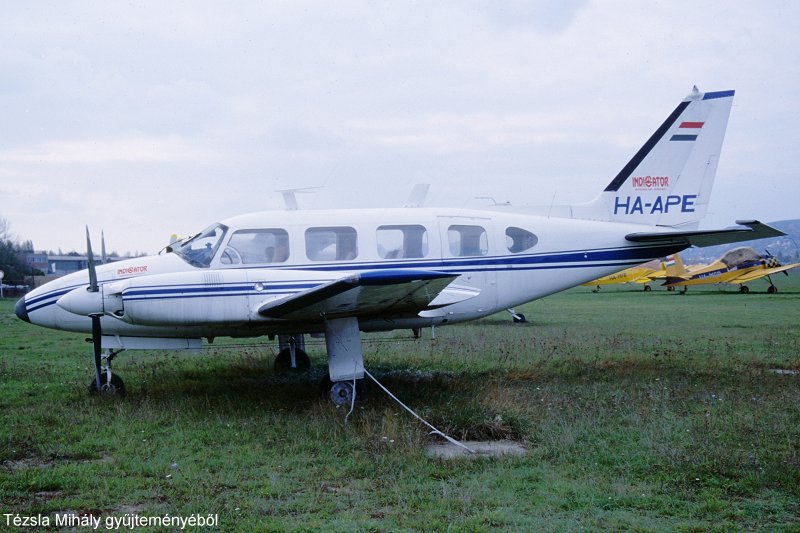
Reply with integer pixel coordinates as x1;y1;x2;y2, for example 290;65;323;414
512;313;527;323
767;285;778;294
643;285;652;292
329;381;355;407
739;285;750;294
274;348;311;372
321;377;366;406
88;372;125;396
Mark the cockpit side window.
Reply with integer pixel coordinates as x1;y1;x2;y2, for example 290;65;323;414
306;227;358;261
505;227;538;253
376;225;428;259
222;229;290;265
447;225;488;257
172;223;229;268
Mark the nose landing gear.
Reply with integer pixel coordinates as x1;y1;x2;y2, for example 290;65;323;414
88;348;125;396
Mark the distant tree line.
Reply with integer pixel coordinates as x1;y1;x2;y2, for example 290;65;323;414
0;215;40;281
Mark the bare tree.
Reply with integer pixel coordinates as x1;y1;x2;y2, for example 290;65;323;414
0;215;10;242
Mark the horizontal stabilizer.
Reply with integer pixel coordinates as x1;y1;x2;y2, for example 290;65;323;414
625;220;785;248
258;269;463;321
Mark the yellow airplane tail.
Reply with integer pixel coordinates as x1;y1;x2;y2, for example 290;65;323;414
664;253;688;280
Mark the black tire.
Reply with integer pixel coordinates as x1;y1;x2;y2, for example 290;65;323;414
329;381;354;407
512;314;527;323
767;285;778;294
88;372;125;396
740;285;750;294
320;376;366;406
274;348;311;372
643;285;652;292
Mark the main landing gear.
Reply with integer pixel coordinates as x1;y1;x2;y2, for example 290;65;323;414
322;317;365;407
272;325;366;407
507;308;527;323
274;335;311;372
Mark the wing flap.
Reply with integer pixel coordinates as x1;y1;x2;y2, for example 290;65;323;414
626;220;785;248
257;269;464;320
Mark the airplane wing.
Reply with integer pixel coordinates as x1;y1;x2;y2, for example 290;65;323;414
725;263;800;284
257;269;476;321
625;220;785;248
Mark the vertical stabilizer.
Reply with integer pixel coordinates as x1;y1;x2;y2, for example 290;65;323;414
573;87;734;228
664;253;687;278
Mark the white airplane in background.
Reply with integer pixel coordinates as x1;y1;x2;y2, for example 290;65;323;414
15;87;784;405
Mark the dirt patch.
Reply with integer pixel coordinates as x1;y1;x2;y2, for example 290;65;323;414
2;452;113;471
769;368;800;375
425;439;526;459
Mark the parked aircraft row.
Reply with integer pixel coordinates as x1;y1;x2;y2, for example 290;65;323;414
584;247;798;293
13;87;786;405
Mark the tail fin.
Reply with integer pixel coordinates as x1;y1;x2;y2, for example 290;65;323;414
573;87;734;228
664;253;687;278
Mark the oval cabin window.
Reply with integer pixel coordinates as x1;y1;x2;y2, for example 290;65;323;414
505;227;538;253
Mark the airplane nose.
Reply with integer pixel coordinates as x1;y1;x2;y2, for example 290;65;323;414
14;297;30;323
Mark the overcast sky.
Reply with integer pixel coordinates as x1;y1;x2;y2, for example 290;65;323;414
1;1;798;255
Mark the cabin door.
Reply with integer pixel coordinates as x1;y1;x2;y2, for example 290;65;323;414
437;216;498;316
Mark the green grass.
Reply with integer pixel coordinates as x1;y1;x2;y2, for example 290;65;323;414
1;276;799;530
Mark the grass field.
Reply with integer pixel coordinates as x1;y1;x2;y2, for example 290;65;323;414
1;277;799;531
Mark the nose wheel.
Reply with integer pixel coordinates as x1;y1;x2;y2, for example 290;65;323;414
88;349;125;396
89;371;125;396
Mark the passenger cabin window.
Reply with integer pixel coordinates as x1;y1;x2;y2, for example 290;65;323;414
448;225;488;257
376;225;428;259
222;229;289;264
505;227;538;253
306;227;358;261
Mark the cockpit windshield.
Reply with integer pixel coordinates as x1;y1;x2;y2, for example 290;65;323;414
172;223;228;268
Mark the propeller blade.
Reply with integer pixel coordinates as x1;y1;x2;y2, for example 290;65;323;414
85;226;98;293
91;314;102;391
101;230;107;265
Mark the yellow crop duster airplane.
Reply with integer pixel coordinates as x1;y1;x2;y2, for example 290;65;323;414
582;258;667;292
663;248;799;293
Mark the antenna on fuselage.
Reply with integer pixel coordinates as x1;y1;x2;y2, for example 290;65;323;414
547;191;557;218
276;187;322;211
475;196;510;206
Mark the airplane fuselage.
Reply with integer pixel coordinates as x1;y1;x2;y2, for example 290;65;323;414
19;207;685;342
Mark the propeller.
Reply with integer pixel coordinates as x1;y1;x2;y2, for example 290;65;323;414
85;226;103;391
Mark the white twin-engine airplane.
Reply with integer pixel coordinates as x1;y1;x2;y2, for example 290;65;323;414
15;87;784;405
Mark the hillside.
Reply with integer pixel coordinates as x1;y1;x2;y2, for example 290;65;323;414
682;219;800;263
